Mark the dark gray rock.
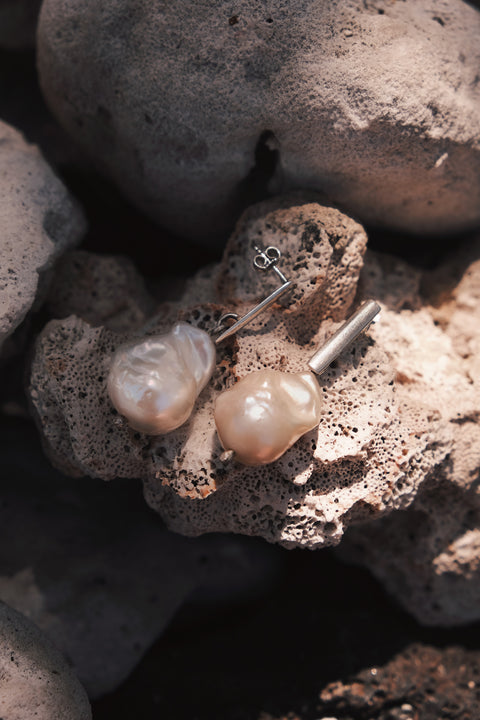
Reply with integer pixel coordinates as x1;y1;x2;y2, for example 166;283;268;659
0;417;280;698
0;120;85;355
38;0;480;242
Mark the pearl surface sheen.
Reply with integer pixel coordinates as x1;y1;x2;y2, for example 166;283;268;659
107;322;215;434
214;369;323;465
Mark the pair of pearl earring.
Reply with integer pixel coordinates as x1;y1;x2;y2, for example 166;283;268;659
107;246;380;465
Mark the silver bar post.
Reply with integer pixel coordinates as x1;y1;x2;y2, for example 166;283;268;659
308;300;381;376
215;245;293;344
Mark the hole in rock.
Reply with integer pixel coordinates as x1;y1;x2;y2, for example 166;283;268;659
237;130;281;211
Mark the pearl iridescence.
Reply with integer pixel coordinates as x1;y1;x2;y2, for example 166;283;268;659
107;322;216;434
214;369;323;465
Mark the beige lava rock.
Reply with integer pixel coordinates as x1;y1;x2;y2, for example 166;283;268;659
0;120;85;355
0;600;91;720
213;193;367;334
37;0;480;241
340;237;480;625
341;479;480;626
30;195;462;558
46;250;154;332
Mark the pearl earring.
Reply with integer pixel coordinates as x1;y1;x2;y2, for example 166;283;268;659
214;300;381;465
107;245;293;434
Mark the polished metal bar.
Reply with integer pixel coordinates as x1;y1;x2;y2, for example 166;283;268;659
308;300;381;376
272;264;288;285
215;281;293;344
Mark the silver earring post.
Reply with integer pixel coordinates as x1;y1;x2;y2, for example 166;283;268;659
308;300;381;376
215;245;293;344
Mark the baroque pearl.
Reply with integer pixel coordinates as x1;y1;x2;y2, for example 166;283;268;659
107;322;215;434
214;369;323;465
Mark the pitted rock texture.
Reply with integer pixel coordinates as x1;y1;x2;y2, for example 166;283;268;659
317;644;480;720
213;194;367;335
29;195;471;554
0;0;42;48
0;600;91;720
339;238;480;625
37;0;480;241
46;250;154;332
0;120;85;354
0;418;280;698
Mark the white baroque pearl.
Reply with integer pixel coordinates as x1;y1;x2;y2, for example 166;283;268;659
214;369;323;465
107;322;216;434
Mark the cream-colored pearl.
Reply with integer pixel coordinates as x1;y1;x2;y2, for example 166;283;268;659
214;369;323;465
107;322;215;434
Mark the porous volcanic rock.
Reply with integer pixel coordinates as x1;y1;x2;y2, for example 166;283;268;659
342;480;480;626
0;0;42;48
317;643;480;720
340;237;480;625
0;120;85;355
46;250;155;332
30;195;461;554
37;0;480;241
0;600;91;720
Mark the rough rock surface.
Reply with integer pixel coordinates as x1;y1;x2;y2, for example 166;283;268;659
29;194;476;564
317;643;480;720
340;238;480;625
46;250;155;332
0;599;91;720
37;0;480;241
0;417;279;698
0;1;42;49
0;120;85;354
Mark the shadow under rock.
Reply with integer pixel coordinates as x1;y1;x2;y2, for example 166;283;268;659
62;165;221;288
366;222;480;271
0;47;77;168
91;532;480;720
0;416;285;699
